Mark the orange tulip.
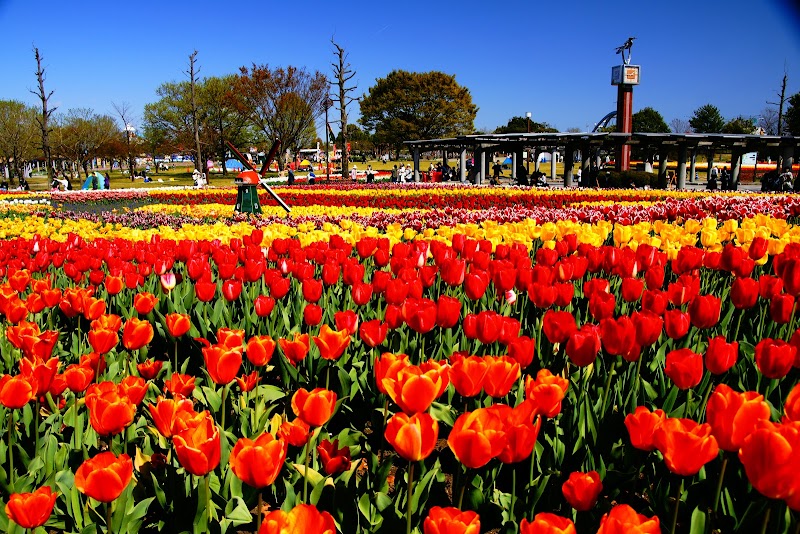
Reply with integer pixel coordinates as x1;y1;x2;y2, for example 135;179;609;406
217;328;245;350
122;318;154;350
483;356;520;398
230;432;287;488
235;371;260;392
278;332;311;366
164;373;196;398
525;369;569;418
786;384;800;422
258;504;336;534
624;406;666;451
384;412;439;461
165;313;191;338
119;375;147;405
148;396;196;438
19;355;59;396
202;344;243;385
5;485;58;529
312;324;351;360
104;275;124;295
74;451;133;503
82;297;106;321
652;418;719;476
374;352;409;394
85;381;136;436
63;363;95;393
382;363;446;415
291;387;337;427
596;504;660;534
738;422;800;510
88;328;119;354
423;506;480;534
173;411;221;476
137;359;163;380
246;335;276;366
706;384;771;452
91;314;122;332
519;513;577;534
448;407;507;468
133;292;158;314
449;354;488;397
278;418;310;447
0;374;37;409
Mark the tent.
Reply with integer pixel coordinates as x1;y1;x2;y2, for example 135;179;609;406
300;159;312;167
503;157;513;165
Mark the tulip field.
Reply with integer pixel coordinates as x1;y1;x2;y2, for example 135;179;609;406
0;183;799;533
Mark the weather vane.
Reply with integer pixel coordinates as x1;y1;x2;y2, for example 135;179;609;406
615;37;636;65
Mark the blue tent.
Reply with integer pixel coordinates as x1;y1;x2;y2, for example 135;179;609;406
503;157;513;164
225;159;245;171
81;175;92;190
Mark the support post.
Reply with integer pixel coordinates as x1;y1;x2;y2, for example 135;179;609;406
731;148;742;190
581;145;591;187
615;84;633;171
690;149;697;183
781;145;795;172
511;152;518;180
564;144;574;187
677;145;687;189
707;150;715;183
413;148;420;182
479;150;486;185
658;149;668;188
550;148;557;181
459;149;466;182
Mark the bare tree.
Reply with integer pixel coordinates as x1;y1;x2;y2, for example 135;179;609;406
30;47;56;182
767;71;788;136
331;39;358;178
669;118;692;133
758;107;780;135
187;51;203;175
112;101;137;180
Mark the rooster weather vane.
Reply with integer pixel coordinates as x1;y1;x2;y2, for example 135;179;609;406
615;37;636;65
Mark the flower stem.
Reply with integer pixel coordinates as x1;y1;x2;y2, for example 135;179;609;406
304;430;316;503
257;491;263;530
713;455;728;514
671;478;684;534
205;474;211;534
34;400;39;456
510;468;517;523
7;409;13;488
759;507;771;534
173;339;178;376
221;383;228;433
406;461;415;534
457;468;467;509
106;501;113;532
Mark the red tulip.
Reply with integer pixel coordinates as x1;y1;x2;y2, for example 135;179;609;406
525;369;568;418
164;373;196;398
632;311;662;347
507;335;535;368
664;348;703;390
770;293;795;324
202;344;243;385
620;277;644;302
64;364;95;393
599;316;636;357
652;418;719;476
148;396;196;438
423;507;480;534
705;336;738;375
317;439;351;475
278;418;310;447
383;362;446;414
358;319;388;348
706;384;771;452
738;423;800;509
447;408;507;468
565;324;601;367
259;504;336;534
165;313;191;337
235;371;260;392
562;471;603;511
436;295;461;329
278;333;311;366
731;277;759;309
664;309;690;340
482;356;520;398
173;411;221;476
542;310;577;344
495;401;541;464
303;304;323;326
596;504;660;534
254;295;275;317
519;513;576;534
754;338;796;379
786;384;800;422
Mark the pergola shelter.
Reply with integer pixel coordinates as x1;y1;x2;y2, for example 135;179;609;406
405;132;800;189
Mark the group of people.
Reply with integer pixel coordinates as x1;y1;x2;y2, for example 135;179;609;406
706;166;735;191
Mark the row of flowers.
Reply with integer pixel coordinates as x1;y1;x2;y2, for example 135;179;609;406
0;224;797;532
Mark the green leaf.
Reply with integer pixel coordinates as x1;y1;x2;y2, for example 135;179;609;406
689;506;707;534
223;496;252;526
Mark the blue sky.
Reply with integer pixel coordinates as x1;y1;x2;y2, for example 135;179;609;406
1;0;799;136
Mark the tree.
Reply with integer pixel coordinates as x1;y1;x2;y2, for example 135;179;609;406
359;70;477;156
767;72;788;135
112;101;138;178
52;108;119;179
669;118;692;134
689;104;725;133
0;100;38;182
232;64;328;169
785;92;800;136
723;116;756;134
143;81;197;159
494;116;557;134
331;40;358;178
632;107;669;133
758;107;779;135
199;75;252;176
30;47;56;182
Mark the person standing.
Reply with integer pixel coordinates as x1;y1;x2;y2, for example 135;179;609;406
350;164;358;182
391;165;398;183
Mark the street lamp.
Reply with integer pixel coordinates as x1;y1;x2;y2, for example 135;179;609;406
526;112;532;172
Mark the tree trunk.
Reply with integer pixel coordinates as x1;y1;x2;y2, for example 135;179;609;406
188;51;204;178
32;48;55;183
